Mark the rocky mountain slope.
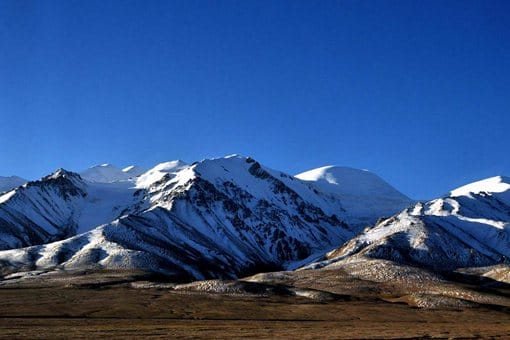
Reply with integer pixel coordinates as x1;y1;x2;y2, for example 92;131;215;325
308;175;510;272
0;170;143;250
0;155;396;280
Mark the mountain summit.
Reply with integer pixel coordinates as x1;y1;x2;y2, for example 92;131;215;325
296;166;413;227
80;164;132;183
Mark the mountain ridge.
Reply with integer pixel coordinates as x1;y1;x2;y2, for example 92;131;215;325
0;155;508;283
304;174;510;272
0;156;372;279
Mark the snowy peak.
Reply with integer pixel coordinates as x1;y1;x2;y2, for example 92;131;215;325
136;160;189;188
0;155;509;283
295;165;413;226
0;166;146;251
0;155;353;279
122;165;146;177
450;176;510;199
35;168;86;195
0;176;26;193
152;160;188;173
0;169;88;249
80;164;131;183
295;165;409;199
188;156;346;217
44;168;80;180
316;174;510;272
193;155;261;185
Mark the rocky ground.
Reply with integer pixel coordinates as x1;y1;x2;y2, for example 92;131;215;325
0;268;509;338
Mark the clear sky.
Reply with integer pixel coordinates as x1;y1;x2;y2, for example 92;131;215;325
1;0;509;199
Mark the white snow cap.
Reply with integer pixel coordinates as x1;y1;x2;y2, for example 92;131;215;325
450;176;510;197
136;160;189;188
295;165;413;226
80;164;131;183
151;160;188;173
295;165;409;199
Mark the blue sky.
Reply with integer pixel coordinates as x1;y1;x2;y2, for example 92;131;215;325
1;0;509;199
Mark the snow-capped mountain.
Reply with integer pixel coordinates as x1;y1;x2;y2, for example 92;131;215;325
0;169;144;250
0;155;375;280
296;166;413;227
314;176;510;271
80;164;132;183
1;155;509;282
0;176;27;193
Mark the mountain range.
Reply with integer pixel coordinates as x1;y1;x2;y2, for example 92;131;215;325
0;155;508;285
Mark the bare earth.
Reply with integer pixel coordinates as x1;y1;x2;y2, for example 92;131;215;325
0;285;509;339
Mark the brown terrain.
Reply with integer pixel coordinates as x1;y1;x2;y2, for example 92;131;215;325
0;266;509;339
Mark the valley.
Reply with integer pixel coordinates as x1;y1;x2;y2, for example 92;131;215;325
0;270;509;338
